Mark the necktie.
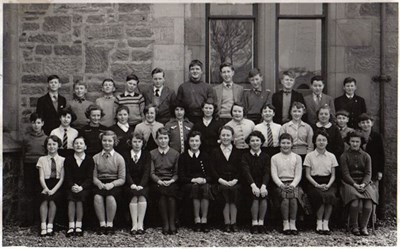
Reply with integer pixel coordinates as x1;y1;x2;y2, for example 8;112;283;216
50;158;57;178
283;90;291;94
52;95;58;111
226;83;231;88
155;89;160;97
104;152;110;159
267;123;274;147
134;154;138;163
63;128;68;149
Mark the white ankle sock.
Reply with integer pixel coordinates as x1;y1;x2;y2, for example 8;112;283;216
289;220;297;230
283;220;290;230
316;220;323;230
323;220;330;231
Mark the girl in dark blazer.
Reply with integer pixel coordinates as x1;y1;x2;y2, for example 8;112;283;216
64;136;94;237
211;126;242;233
124;132;151;235
110;105;135;156
241;131;271;234
178;131;213;233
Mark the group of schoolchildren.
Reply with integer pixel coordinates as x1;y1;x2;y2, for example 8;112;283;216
22;59;384;238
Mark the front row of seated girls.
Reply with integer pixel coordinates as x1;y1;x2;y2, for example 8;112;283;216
35;125;378;237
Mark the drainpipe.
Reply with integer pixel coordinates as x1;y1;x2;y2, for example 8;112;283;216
372;3;391;136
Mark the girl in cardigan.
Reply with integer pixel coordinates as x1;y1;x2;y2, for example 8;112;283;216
340;131;378;236
192;100;223;155
271;133;304;235
64;136;94;237
211;125;242;233
304;130;338;235
225;103;255;151
134;104;164;152
150;127;180;235
93;130;126;235
110;105;135;155
178;130;213;233
124;132;151;235
241;130;271;234
164;103;193;153
37;135;65;236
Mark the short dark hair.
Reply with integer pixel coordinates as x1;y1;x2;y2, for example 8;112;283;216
291;102;306;112
312;129;330;144
73;79;87;89
316;104;331;118
201;100;217;117
47;75;60;83
128;132;146;149
144;104;158;116
156;127;170;139
44;135;62;153
85;104;105;119
151;67;165;77
280;70;296;80
230;102;246;117
73;136;86;145
245;130;266;145
279;133;293;143
343;77;356;86
357;113;374;123
59;107;77;123
335;109;350;118
30;112;44;123
345;131;365;145
219;62;234;72
248;68;262;78
126;74;139;83
189;60;203;70
310;75;324;84
116;105;130;115
261;103;276;112
170;101;186;117
218;125;235;136
188;130;202;141
102;78;115;87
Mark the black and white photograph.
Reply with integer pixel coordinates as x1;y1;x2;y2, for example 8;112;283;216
2;1;397;247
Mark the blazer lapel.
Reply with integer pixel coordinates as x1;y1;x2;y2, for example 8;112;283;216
158;87;169;105
45;93;57;113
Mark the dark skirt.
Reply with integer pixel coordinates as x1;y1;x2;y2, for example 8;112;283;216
152;182;180;199
340;181;379;206
40;178;63;202
66;188;92;202
93;179;123;199
273;180;311;215
306;175;337;212
125;185;149;199
217;184;241;204
244;184;269;201
181;183;214;200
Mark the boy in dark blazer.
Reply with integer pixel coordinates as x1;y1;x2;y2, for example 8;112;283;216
334;77;367;129
36;75;67;135
140;67;176;124
272;71;305;124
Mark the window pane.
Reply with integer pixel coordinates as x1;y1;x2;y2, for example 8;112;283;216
209;19;254;84
280;3;323;15
278;20;322;91
210;4;253;16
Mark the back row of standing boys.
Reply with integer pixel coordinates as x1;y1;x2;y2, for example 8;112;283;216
24;59;384;237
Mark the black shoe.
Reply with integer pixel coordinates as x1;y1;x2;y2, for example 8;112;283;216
66;228;74;237
360;228;369;236
323;230;331;235
250;225;258;234
169;228;177;235
137;229;145;235
75;227;83;236
316;229;323;234
106;226;115;235
258;225;267;234
231;224;238;232
223;224;231;233
47;230;55;236
130;229;137;235
201;223;210;233
162;227;169;235
351;228;360;236
193;223;201;232
291;229;299;235
283;229;291;235
97;227;105;235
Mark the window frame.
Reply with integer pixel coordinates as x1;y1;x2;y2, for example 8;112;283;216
205;3;258;85
275;3;328;92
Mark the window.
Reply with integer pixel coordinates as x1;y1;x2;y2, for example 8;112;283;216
206;4;257;85
276;3;327;93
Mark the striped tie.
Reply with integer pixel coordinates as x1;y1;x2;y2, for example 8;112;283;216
50;158;57;178
267;123;273;147
62;128;68;149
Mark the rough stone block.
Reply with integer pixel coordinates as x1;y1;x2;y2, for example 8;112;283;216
73;14;82;23
86;15;105;24
85;46;111;73
360;3;380;16
154;44;183;61
22;63;42;74
118;3;150;12
43;16;71;32
118;14;148;23
29;4;50;11
185;18;204;45
386;33;398;54
35;45;52;55
336;19;372;47
126;27;153;38
152;17;175;44
153;4;184;18
73;27;81;38
127;39;153;48
28;34;58;43
24;11;46;16
131;50;152;61
21;84;46;95
92;3;112;8
111;63;152;82
43;57;83;75
21;75;48;84
24;16;39;21
85;25;123;40
346;47;379;73
54;45;82;56
387;3;398;16
60;34;72;43
22;23;40;31
345;3;361;18
29;97;38;107
111;49;130;62
21;97;27;107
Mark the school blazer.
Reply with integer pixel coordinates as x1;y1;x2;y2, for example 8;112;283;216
141;85;176;124
213;83;244;115
304;93;336;125
272;90;305;125
36;93;67;135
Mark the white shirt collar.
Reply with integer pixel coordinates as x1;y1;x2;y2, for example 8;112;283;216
316;122;332;128
59;126;69;131
314;149;327;156
263;120;273;126
124;91;135;97
154;86;163;93
49;92;58;99
188;150;200;158
158;147;170;154
74;153;85;161
250;150;261;156
117;122;130;132
220;144;233;152
101;149;115;156
47;154;60;160
131;150;142;160
346;93;355;99
223;82;233;88
203;118;212;126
